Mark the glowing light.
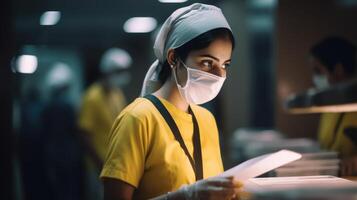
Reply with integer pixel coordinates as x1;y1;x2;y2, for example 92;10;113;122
124;17;157;33
16;55;38;74
40;11;61;26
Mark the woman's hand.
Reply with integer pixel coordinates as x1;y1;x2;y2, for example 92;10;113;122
182;176;243;200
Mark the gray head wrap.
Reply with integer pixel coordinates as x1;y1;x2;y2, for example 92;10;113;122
140;3;233;96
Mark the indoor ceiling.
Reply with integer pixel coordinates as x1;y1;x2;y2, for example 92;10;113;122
13;0;219;46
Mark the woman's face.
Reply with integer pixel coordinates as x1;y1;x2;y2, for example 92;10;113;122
175;37;233;87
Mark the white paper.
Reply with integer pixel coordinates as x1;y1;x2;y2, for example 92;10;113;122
219;149;302;181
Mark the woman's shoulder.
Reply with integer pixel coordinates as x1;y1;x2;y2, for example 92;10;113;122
119;97;157;120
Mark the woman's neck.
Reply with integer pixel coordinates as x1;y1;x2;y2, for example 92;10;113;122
153;77;189;113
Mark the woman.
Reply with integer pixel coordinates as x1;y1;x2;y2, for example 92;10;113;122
100;3;241;200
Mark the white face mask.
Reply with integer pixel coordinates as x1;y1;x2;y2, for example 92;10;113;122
108;72;131;88
173;60;226;105
313;74;329;90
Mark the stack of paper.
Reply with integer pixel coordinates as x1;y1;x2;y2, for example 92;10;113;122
274;152;340;176
219;149;357;196
245;175;357;192
245;176;357;200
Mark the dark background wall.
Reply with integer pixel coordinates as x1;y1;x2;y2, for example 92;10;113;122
0;0;14;199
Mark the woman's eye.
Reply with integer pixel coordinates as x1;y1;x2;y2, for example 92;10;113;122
201;60;213;68
223;63;231;69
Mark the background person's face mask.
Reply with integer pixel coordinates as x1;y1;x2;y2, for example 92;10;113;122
174;59;226;105
313;74;330;90
108;72;131;88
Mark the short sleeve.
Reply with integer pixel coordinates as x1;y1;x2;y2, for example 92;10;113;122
100;112;148;188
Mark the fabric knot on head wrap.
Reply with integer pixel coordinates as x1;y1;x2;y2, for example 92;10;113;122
140;3;233;96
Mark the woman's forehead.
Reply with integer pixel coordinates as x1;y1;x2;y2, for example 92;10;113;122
188;38;233;61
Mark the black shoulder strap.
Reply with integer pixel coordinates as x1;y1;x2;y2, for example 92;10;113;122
328;113;346;149
144;94;203;181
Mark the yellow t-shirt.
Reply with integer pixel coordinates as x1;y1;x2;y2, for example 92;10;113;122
100;97;223;199
79;83;127;161
318;112;357;157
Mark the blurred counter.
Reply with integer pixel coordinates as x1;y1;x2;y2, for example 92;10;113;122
285;79;357;114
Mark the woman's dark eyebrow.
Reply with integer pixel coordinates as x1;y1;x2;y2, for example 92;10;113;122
198;54;231;62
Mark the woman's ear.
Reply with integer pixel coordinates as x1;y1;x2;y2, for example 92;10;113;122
167;49;177;67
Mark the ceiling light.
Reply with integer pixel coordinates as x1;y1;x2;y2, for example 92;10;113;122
15;55;38;74
40;11;61;26
124;17;157;33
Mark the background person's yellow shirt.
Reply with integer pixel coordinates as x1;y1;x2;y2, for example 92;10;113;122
318;112;357;157
79;83;127;161
100;97;223;199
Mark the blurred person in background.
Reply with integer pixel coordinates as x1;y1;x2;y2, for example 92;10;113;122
18;87;50;200
309;36;357;176
78;48;131;200
42;63;83;200
100;3;243;200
